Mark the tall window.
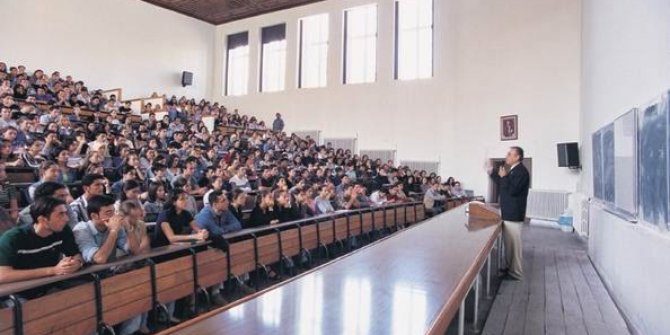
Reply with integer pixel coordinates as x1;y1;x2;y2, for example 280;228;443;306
395;0;433;80
226;32;249;96
299;14;329;89
344;4;377;84
260;24;287;93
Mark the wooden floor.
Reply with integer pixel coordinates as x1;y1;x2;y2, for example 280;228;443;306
481;225;631;335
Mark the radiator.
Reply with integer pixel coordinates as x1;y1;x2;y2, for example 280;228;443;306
323;137;357;152
360;150;396;164
292;130;321;143
526;189;571;221
400;161;440;174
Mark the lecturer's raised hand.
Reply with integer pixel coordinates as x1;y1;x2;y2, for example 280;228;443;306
498;166;508;178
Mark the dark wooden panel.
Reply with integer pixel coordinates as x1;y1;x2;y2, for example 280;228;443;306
280;228;301;257
257;234;281;265
361;212;374;233
334;217;348;241
22;283;97;335
141;0;326;25
301;225;318;250
197;249;228;288
0;307;12;334
229;239;256;275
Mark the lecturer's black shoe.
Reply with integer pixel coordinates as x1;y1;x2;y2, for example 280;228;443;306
501;273;521;281
497;268;509;278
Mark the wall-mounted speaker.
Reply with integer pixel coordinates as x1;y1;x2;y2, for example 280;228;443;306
557;142;580;168
182;71;193;87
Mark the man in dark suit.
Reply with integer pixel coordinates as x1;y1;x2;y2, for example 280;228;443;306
489;146;530;280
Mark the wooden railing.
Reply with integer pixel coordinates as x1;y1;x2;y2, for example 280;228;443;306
15;99;141;124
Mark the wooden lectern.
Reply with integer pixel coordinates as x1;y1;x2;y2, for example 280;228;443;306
466;202;501;231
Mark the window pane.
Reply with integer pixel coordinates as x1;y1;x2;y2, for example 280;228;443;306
344;4;377;84
396;0;433;80
300;14;329;88
226;44;249;96
261;24;287;92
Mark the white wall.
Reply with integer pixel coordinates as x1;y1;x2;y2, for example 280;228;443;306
450;0;582;195
212;0;582;197
581;0;670;334
0;0;215;100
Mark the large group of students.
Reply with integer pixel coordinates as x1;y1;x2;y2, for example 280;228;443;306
0;62;469;334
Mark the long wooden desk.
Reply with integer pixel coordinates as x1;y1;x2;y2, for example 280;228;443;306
158;203;502;335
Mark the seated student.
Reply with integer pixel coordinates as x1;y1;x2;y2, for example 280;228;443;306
295;187;317;218
19;181;78;228
143;182;166;218
203;176;224;207
148;161;168;185
171;177;198;216
114;179;142;212
52;147;78;184
0;139;22;167
229;166;252;191
108;200;152;334
118;201;150;255
257;167;275;192
0;196;83;285
111;166;138;197
228;188;247;223
356;185;373;208
195;190;241;235
335;184;360;210
314;186;334;214
275;190;301;222
370;187;389;206
423;182;446;216
152;189;208;248
28;160;61;201
21;138;46;169
451;181;466;198
247;190;279;228
73;195;141;264
391;183;409;202
172;157;206;196
71;174;106;223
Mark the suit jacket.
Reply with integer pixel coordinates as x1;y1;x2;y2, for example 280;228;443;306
490;163;530;222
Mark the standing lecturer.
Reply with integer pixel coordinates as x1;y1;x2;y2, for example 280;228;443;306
488;146;530;281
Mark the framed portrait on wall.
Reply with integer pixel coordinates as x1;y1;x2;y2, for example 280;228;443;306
500;115;519;141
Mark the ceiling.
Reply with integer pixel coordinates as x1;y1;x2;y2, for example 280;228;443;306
142;0;325;25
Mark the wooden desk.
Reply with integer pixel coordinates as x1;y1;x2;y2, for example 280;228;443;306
159;204;501;335
0;243;203;298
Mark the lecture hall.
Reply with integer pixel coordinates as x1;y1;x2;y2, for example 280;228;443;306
0;0;668;334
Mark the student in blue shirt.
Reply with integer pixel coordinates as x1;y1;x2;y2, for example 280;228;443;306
73;195;141;264
195;190;241;236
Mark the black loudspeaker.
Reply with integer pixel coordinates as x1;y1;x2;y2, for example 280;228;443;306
557;142;580;168
181;71;193;87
